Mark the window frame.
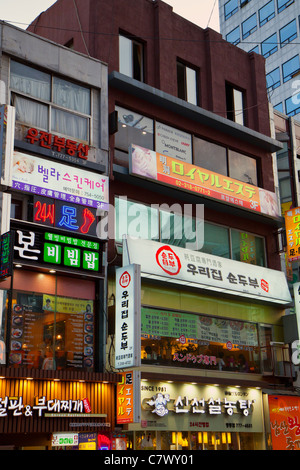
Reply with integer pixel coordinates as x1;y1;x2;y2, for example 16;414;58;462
261;32;278;58
242;13;257;39
224;0;239;20
259;0;275;26
10;59;92;144
266;67;281;90
277;0;294;14
176;61;198;105
226;26;241;45
119;33;144;82
282;55;300;83
279;19;297;48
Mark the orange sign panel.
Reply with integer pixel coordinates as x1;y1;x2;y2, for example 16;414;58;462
116;371;135;424
269;395;300;450
285;207;300;261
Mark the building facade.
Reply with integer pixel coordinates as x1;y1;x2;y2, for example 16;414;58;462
0;21;121;450
219;0;300;120
27;0;298;450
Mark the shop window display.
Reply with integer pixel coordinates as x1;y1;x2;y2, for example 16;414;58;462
7;270;95;371
141;307;261;374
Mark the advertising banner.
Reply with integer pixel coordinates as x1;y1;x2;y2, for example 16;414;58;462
155;122;192;163
115;264;141;369
123;238;292;305
12;151;109;211
285;207;300;261
129;144;279;218
116;370;141;424
269;395;300;450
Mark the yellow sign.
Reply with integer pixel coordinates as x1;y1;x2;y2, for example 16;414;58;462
42;295;93;314
285;207;300;261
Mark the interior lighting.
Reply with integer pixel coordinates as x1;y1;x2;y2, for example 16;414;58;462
15;264;22;268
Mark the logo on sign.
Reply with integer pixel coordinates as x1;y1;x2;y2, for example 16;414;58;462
155;245;181;276
226;341;233;350
261;279;269;293
119;271;131;288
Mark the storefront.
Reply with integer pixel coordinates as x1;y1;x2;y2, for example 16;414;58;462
0;374;118;450
125;380;264;450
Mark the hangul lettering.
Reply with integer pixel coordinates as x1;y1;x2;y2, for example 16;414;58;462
224;398;237;416
0;397;8;416
52;135;66;152
39;131;52;149
95;181;105;192
238;400;253;416
208;398;222;414
33;396;47;417
248;277;259;288
50;168;60;180
66;248;79;266
227;273;237;284
77;143;89;160
175;396;189;413
8;397;24;416
187;263;197;275
198;266;210;277
74;175;83;189
238;275;248;286
26;128;39;144
191;398;206;414
84;178;94;190
66;139;77;156
63;173;72;181
211;269;223;281
60;400;73;412
38;165;49;183
47;398;61;413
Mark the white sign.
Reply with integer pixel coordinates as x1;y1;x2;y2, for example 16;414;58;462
11;151;109;210
123;238;292;305
52;433;79;447
139;381;263;433
155;122;192;163
115;264;141;369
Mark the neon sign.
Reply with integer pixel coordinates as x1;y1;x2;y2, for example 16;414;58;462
33;196;97;236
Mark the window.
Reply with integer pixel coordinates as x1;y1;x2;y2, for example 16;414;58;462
119;34;144;81
141;307;261;374
274;102;283;113
115;197;266;266
177;62;198;105
282;55;300;83
114;106;154;166
249;45;260;54
224;0;239;20
261;33;278;57
226;84;245;125
226;26;240;45
277;0;294;13
259;0;275;26
277;142;293;204
285;95;300;116
231;229;266;266
114;197;203;251
279;20;297;47
242;13;257;39
193;137;258;186
10;60;91;142
8;271;96;371
266;67;281;90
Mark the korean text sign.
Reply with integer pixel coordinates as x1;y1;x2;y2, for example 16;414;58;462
129;144;279;217
269;395;300;450
115;265;141;369
123;238;292;305
12;151;109;211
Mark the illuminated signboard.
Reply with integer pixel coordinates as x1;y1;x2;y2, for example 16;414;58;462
12;222;104;277
12;151;109;211
285;207;300;262
0;232;13;279
33;196;98;237
26;128;89;160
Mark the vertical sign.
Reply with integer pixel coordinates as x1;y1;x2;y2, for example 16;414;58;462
269;395;300;450
116;370;141;424
0;105;4;180
115;264;141;369
285;207;300;261
0;231;13;279
1;105;15;186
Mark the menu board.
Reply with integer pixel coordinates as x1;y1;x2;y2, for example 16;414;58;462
9;296;94;369
141;308;258;347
